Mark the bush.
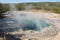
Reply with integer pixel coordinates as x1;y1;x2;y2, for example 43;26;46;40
16;4;25;10
52;8;60;14
0;3;9;19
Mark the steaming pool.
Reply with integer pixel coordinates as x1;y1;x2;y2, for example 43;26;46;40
0;11;53;32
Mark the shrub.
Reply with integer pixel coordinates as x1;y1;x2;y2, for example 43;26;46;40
0;3;9;19
52;7;60;14
16;4;25;10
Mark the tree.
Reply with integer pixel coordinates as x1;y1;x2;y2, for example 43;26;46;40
0;3;5;19
0;3;9;19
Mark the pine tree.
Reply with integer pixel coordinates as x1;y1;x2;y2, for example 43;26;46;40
0;3;4;19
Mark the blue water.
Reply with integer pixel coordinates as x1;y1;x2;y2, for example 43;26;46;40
0;13;50;32
20;20;50;31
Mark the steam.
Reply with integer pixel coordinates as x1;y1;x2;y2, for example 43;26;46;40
10;12;49;31
25;4;33;10
9;4;17;11
8;4;50;31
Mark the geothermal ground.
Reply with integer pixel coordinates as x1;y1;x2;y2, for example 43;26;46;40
5;10;60;40
0;10;60;40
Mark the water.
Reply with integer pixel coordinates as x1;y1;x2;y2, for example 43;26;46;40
0;11;50;32
21;19;49;31
0;4;50;32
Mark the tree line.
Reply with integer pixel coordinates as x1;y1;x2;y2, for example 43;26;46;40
16;2;60;13
0;2;60;19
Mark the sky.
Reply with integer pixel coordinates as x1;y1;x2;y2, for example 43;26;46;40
0;0;60;3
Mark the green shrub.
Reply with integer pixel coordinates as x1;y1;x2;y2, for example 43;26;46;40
16;4;25;10
52;8;60;14
0;3;9;19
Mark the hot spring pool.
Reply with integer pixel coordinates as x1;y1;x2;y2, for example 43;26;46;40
20;19;50;31
0;11;50;32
